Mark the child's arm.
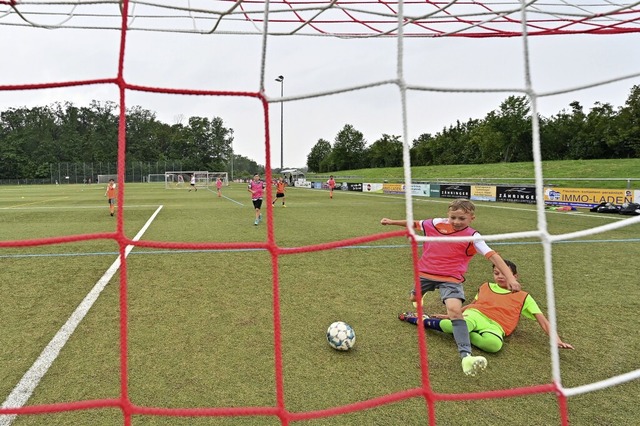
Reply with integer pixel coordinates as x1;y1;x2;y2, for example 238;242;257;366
380;218;405;226
380;218;416;227
489;254;522;292
534;313;574;349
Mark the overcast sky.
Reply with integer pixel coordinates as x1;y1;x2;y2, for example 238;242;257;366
2;3;640;170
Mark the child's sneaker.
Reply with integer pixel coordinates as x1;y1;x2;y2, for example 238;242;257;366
254;219;259;226
398;312;430;321
399;311;430;320
461;355;487;377
398;312;417;322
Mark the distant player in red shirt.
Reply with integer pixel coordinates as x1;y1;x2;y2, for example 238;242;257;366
216;177;223;197
272;176;286;207
104;178;117;216
327;175;336;199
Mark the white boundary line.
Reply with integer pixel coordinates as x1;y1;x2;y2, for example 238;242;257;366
0;205;164;425
204;186;245;206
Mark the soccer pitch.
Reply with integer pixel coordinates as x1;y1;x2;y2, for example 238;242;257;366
1;183;639;425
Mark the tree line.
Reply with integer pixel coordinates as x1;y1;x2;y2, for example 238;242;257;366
306;85;640;172
2;85;639;180
0;101;264;180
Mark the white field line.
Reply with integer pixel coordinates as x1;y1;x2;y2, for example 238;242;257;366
0;204;162;211
0;205;164;425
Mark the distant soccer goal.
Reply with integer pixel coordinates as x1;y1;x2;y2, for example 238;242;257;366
147;174;166;183
208;172;229;187
162;171;228;190
97;174;117;184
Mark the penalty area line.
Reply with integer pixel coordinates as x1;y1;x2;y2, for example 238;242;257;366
221;194;244;206
205;187;244;206
0;205;164;426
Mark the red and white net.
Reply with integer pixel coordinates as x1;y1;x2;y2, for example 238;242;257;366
2;0;640;37
1;0;640;425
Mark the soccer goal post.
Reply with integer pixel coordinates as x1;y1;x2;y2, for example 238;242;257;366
163;171;228;189
97;174;117;184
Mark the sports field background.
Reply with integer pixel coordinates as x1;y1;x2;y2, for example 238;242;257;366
1;182;639;425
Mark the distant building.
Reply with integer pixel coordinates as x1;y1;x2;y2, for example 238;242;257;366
281;169;305;186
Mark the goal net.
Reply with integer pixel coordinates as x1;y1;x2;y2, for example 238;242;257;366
97;174;117;184
2;1;640;425
162;171;228;189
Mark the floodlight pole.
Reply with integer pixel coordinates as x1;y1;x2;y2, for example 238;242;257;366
275;75;284;170
230;139;234;181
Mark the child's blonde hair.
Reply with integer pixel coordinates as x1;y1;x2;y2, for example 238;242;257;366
448;199;476;214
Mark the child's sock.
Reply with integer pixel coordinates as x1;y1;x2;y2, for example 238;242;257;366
423;318;443;331
451;319;473;357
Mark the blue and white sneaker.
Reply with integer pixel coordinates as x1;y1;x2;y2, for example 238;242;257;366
398;312;429;322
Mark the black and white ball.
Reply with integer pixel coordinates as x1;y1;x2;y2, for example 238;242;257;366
326;321;356;351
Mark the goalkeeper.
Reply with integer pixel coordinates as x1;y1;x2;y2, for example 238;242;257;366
399;260;574;352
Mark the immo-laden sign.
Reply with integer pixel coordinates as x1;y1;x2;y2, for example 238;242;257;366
544;187;633;208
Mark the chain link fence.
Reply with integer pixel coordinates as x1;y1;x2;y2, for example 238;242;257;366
0;161;185;185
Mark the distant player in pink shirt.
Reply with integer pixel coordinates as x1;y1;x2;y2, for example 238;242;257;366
381;198;521;377
216;177;223;197
248;173;266;226
327;175;336;199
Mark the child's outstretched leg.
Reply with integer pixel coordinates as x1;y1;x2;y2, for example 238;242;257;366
454;319;487;376
444;298;487;377
440;312;504;353
398;312;443;331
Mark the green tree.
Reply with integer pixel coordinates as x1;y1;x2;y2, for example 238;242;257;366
0;108;27;178
428;121;469;165
331;124;367;171
231;154;264;180
410;133;434;166
25;106;58;177
184;116;234;171
367;134;403;168
84;100;119;162
126;106;164;162
581;102;619;159
306;138;332;172
614;85;640;157
0;106;59;178
466;116;505;164
484;95;532;162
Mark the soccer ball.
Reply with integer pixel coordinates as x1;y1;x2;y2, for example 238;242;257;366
326;321;356;351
